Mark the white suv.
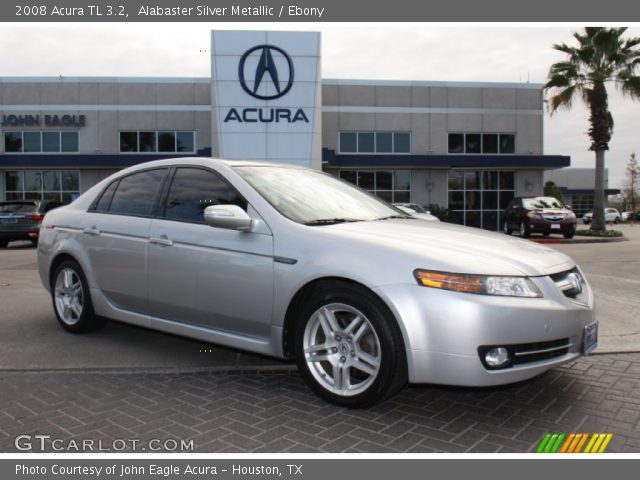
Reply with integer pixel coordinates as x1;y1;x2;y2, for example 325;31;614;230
583;208;621;224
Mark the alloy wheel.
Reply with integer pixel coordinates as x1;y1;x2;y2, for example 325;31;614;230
54;268;84;325
302;303;381;397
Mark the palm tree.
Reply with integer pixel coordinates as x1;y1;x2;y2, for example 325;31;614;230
544;27;640;231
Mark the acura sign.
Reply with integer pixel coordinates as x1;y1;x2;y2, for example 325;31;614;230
224;44;308;124
211;30;321;168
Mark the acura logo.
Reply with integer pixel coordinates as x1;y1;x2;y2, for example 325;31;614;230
238;45;294;100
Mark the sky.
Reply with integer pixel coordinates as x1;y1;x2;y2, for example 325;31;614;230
1;23;639;189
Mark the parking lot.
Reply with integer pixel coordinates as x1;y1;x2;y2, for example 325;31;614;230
1;225;639;452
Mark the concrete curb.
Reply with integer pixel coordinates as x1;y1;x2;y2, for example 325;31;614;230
532;236;628;245
0;364;298;375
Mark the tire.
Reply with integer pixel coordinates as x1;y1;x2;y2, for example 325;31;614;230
30;238;38;247
294;281;407;408
614;217;620;224
51;259;106;333
0;240;8;248
519;221;531;238
563;231;575;239
503;221;512;235
583;220;590;225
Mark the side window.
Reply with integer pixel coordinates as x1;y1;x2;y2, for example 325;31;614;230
109;169;166;217
93;180;118;212
163;168;247;224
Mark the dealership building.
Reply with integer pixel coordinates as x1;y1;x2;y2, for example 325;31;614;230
0;30;572;230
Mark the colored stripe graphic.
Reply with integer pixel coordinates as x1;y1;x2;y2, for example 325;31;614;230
537;433;613;453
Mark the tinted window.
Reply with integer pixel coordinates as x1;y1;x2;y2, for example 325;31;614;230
0;202;36;213
163;168;246;223
109;169;166;216
93;181;118;212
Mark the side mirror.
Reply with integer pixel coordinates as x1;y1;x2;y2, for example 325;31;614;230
203;205;253;231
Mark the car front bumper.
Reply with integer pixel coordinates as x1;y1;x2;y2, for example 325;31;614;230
373;273;595;386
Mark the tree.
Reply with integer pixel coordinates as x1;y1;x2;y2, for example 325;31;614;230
625;152;640;218
544;27;640;232
543;181;565;203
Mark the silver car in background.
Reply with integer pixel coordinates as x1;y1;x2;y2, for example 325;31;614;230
37;158;597;407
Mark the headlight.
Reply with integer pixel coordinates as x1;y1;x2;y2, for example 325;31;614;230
527;212;542;220
413;269;542;297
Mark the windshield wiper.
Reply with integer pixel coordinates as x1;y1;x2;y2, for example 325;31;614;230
304;218;364;226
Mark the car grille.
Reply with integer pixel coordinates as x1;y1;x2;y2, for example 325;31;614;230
512;338;571;365
550;267;589;305
542;213;566;222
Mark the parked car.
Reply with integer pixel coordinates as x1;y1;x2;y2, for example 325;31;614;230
503;196;577;239
583;208;621;224
38;158;596;407
393;203;440;222
0;200;62;248
622;211;632;221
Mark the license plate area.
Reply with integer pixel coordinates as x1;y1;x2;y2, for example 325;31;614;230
1;217;17;224
550;223;561;229
583;321;598;355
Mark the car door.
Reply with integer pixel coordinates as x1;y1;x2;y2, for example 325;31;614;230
146;166;274;339
80;168;168;314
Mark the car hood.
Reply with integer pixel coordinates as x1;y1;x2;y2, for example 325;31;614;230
322;219;575;277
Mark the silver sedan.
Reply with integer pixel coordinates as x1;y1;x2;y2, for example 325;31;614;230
37;158;597;407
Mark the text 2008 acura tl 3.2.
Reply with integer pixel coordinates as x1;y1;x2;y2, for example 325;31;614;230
38;158;597;407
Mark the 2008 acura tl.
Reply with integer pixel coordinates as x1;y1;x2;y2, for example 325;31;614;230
38;158;597;407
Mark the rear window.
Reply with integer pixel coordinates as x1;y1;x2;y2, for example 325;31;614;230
0;202;37;213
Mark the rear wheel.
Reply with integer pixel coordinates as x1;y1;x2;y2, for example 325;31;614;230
519;221;531;238
294;282;407;408
0;240;8;248
51;260;106;333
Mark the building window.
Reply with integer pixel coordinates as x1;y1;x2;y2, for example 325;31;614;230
340;132;411;154
568;195;593;218
4;170;80;203
448;169;515;231
119;131;195;153
3;131;79;153
338;169;411;203
448;133;515;154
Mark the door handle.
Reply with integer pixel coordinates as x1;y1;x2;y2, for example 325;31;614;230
149;236;174;247
82;227;101;236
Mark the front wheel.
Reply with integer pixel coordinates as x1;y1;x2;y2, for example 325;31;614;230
614;217;620;224
294;282;407;408
51;260;106;333
503;221;512;235
519;221;531;238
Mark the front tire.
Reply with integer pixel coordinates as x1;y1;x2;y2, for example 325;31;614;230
503;221;512;235
51;260;106;333
0;240;8;248
519;221;531;238
294;282;407;408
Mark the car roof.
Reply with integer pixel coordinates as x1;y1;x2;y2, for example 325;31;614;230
117;157;308;173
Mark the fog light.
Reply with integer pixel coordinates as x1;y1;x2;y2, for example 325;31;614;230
485;347;510;367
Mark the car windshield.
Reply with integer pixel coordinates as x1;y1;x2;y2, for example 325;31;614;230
406;204;427;214
0;202;36;213
235;166;405;224
522;197;564;210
